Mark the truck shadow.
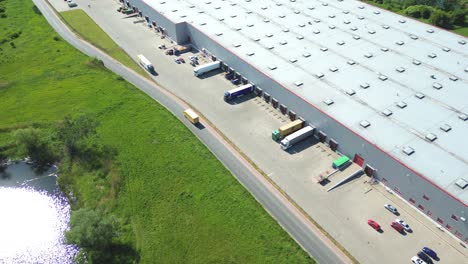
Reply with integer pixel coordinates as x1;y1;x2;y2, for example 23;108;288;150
195;123;205;130
285;137;320;154
226;93;256;105
197;68;223;79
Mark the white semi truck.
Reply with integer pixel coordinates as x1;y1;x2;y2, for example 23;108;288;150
193;61;221;77
280;125;315;150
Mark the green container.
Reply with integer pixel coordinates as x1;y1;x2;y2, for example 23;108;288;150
272;129;281;141
333;156;350;169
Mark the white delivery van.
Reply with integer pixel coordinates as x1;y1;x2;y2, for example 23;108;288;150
137;54;154;73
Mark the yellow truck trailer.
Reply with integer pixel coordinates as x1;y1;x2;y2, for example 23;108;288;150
183;109;199;124
272;119;304;141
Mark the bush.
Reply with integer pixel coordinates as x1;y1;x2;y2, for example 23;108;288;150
9;31;21;40
66;208;117;250
53;36;60;41
9;42;15;48
452;10;467;26
116;76;124;81
430;9;453;28
405;5;423;18
87;57;105;69
13;128;58;170
32;5;42;15
56;115;99;157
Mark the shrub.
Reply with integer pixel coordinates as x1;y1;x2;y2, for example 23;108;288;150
452;10;467;26
32;5;42;15
430;9;453;28
9;42;15;48
9;31;21;40
53;36;60;41
87;57;105;69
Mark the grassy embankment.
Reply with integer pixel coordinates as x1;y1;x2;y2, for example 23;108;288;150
59;9;146;76
0;0;314;263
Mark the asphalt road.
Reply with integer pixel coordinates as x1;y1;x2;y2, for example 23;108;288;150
32;1;350;263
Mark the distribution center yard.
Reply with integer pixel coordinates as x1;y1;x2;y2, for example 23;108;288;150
0;0;314;263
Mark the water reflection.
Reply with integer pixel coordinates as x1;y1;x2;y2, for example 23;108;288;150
0;162;77;263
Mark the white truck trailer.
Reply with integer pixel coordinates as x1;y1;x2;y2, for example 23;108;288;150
280;125;315;150
137;54;155;73
193;61;221;77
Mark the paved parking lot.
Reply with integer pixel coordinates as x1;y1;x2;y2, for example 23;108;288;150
50;0;468;263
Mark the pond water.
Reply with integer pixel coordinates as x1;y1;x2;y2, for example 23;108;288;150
0;161;77;263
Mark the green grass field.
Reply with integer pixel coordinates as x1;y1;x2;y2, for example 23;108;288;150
0;0;313;263
453;26;468;36
60;9;146;76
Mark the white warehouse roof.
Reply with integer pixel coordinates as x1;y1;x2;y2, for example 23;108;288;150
146;0;468;203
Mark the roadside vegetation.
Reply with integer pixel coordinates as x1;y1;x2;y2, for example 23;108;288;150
0;0;313;263
362;0;467;36
59;9;146;76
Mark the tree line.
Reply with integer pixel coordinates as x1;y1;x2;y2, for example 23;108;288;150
366;0;467;29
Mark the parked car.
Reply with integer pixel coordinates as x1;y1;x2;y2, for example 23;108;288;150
422;247;437;259
411;256;427;264
367;219;380;230
390;221;404;233
395;218;411;232
417;251;433;263
67;0;77;7
384;204;398;214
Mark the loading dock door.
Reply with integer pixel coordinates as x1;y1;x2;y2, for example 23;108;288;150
329;139;338;151
279;104;287;114
288;111;296;121
271;98;279;108
263;92;271;103
255;87;263;96
364;164;375;177
353;154;364;167
221;63;228;72
318;131;327;143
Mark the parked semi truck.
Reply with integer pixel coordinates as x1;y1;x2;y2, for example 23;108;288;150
280;125;315;150
224;84;254;101
193;61;221;77
272;119;304;141
137;54;154;73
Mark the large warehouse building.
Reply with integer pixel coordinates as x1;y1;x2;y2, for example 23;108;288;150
122;0;468;241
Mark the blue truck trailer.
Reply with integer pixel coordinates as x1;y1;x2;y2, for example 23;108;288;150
224;84;254;101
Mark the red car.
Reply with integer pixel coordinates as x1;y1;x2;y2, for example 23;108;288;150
391;221;404;233
368;219;381;230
